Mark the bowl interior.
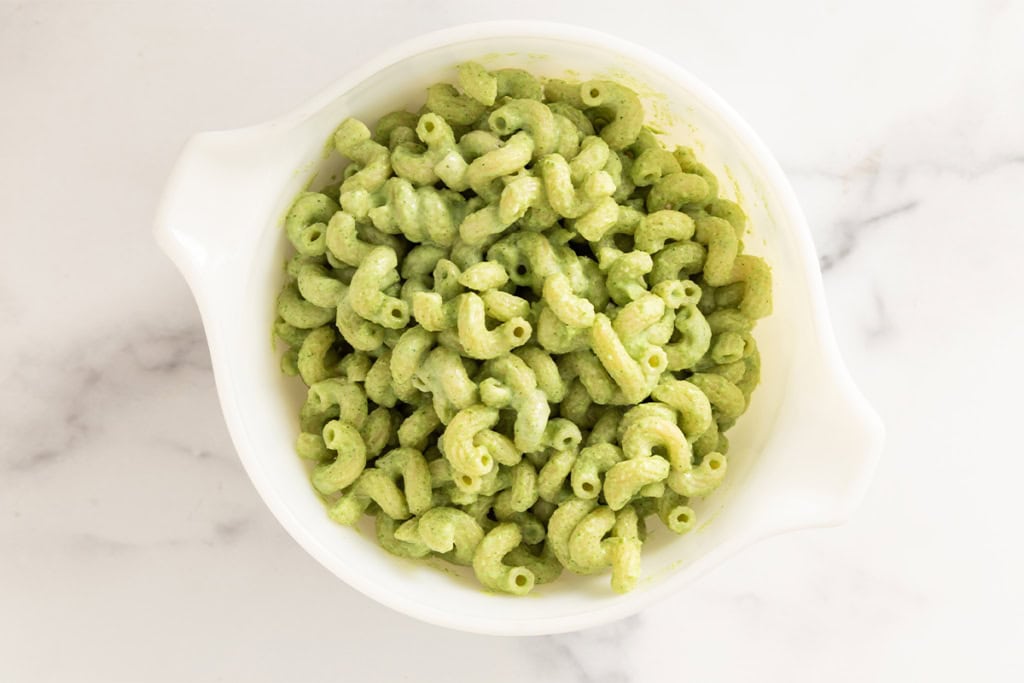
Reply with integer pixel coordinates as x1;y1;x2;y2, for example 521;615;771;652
218;32;811;633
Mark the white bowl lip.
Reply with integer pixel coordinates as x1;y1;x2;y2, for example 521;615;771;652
155;20;884;636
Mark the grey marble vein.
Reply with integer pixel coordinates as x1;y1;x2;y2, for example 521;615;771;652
68;532;140;557
211;517;252;545
890;154;1024;182
2;322;210;474
787;155;1024;184
529;616;640;683
121;324;210;375
4;366;100;472
151;435;228;463
819;201;919;272
788;149;1024;278
864;288;895;341
57;516;257;557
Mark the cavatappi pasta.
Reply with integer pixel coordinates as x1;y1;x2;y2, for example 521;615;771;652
274;63;772;595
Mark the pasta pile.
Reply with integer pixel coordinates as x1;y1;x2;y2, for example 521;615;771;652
273;62;772;594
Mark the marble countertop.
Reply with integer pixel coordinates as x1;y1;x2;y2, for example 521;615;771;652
2;1;1022;680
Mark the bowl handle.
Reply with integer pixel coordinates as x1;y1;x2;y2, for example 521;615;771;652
755;344;884;531
155;133;228;295
153;128;299;307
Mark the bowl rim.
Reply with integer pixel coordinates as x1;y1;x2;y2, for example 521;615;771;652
156;20;883;636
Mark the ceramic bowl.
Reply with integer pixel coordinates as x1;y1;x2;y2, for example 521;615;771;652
154;21;883;635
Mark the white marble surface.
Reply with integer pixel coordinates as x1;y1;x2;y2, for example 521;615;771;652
2;1;1022;680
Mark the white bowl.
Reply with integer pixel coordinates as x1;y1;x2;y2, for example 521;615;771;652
154;21;883;635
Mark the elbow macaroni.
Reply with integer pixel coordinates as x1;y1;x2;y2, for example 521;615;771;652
274;62;772;596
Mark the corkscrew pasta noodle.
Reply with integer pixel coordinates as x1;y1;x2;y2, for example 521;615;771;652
274;62;772;595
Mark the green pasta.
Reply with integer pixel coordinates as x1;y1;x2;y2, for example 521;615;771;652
273;62;772;595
